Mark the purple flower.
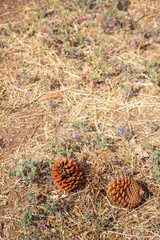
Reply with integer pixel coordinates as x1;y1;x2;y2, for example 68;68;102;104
111;16;118;25
147;175;153;179
71;132;78;138
131;39;137;46
93;81;97;87
123;167;128;175
81;14;88;20
13;21;18;28
131;79;135;86
143;164;151;168
37;222;47;230
122;95;126;99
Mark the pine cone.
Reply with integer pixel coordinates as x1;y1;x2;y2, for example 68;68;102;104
107;174;144;208
51;156;84;191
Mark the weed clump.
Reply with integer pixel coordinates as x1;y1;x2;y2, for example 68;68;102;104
9;158;38;182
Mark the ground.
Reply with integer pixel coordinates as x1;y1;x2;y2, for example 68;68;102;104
0;0;160;239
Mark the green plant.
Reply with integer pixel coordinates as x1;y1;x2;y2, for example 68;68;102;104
93;133;109;149
95;202;107;230
9;157;38;182
20;69;28;81
72;121;87;132
43;199;59;213
55;138;73;158
121;84;135;99
26;193;36;205
141;141;160;181
151;151;160;181
20;231;41;240
20;22;28;32
146;121;159;132
141;141;154;150
115;125;134;140
18;207;33;226
89;74;100;82
56;143;66;158
145;57;160;86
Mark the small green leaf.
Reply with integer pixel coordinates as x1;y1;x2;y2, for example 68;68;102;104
8;171;15;177
141;141;154;149
151;222;156;229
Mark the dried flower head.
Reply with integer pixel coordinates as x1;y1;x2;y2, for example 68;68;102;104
51;156;84;191
107;174;144;208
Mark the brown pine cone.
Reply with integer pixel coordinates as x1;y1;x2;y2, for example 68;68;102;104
107;174;144;208
51;156;84;191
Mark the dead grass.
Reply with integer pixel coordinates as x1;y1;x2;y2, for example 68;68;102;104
0;0;160;239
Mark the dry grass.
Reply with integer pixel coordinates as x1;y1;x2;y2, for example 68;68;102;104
0;0;160;239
